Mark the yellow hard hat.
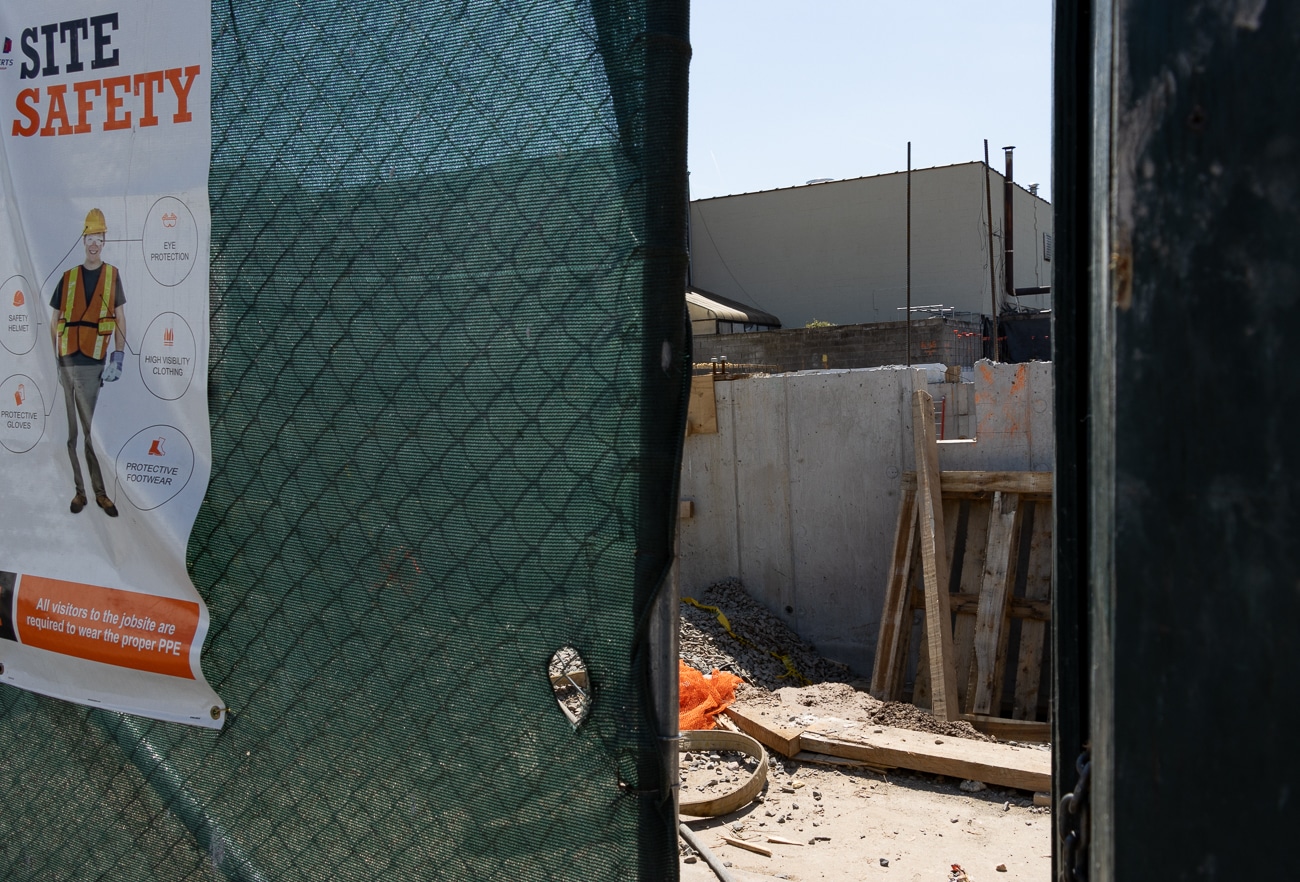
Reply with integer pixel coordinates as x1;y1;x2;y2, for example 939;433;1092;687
82;208;107;236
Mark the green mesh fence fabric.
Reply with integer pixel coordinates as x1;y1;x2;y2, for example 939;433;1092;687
0;1;691;879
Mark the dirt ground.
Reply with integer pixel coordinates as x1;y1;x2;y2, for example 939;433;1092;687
679;753;1051;882
677;583;1053;882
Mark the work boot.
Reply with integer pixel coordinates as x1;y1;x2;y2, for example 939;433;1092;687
95;494;118;517
70;492;87;514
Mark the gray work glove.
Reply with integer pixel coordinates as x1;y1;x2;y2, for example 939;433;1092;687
103;349;124;382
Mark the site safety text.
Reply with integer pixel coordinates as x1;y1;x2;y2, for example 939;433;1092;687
9;13;202;138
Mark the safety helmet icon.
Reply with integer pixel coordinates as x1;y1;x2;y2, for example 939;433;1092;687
83;208;107;236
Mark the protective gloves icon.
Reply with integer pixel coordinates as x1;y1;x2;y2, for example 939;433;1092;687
103;349;124;382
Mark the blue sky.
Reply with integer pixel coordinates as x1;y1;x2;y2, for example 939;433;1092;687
687;1;1053;201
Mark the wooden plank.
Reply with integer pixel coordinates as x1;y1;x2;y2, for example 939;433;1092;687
721;837;772;857
900;471;1053;498
870;482;920;699
942;497;962;588
797;727;1050;793
952;497;985;712
914;495;963;712
989;620;1017;719
792;751;894;773
723;706;802;758
912;613;931;710
987;503;1028;717
1013;502;1053;720
960;714;1051;743
971;491;1023;715
939;471;1053;496
911;390;959;720
890;544;923;699
686;374;718;435
971;594;1048;621
910;590;1051;623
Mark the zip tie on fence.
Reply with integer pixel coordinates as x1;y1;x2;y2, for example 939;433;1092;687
682;597;810;686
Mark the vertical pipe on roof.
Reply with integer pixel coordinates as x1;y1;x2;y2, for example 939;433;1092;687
1003;145;1016;297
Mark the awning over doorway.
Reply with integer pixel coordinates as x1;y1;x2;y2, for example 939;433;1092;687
687;286;781;335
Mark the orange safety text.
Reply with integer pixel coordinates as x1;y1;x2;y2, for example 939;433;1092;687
11;66;201;138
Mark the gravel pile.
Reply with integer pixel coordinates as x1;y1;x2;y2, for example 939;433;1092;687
681;578;988;742
679;578;855;690
870;700;987;740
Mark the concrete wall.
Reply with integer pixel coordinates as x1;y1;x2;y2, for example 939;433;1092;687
695;316;986;373
689;162;1052;329
677;360;1053;677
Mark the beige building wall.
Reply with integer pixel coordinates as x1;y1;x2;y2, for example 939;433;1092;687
689;162;1052;329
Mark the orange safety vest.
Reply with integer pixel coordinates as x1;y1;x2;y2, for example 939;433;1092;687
56;264;117;360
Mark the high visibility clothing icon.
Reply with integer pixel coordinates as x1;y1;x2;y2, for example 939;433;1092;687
12;290;23;307
13;384;24;406
148;437;166;457
163;327;175;346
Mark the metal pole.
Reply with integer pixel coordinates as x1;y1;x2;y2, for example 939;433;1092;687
651;556;681;823
1002;146;1016;362
1003;145;1015;298
97;714;269;882
679;823;741;882
984;140;999;362
686;177;694;290
906;141;912;367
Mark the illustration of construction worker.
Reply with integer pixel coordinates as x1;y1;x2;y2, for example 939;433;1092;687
50;208;128;517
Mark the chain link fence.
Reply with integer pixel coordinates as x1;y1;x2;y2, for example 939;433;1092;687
0;1;690;879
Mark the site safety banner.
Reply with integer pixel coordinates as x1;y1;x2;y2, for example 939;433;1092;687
0;3;223;728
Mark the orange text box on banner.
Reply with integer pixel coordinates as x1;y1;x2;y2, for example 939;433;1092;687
15;575;199;680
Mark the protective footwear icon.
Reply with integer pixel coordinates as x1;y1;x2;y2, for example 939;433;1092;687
148;437;166;457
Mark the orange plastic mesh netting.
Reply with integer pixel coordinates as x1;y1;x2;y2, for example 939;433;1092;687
679;660;743;731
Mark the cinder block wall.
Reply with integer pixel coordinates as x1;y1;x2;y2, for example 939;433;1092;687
677;360;1053;677
695;316;985;373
